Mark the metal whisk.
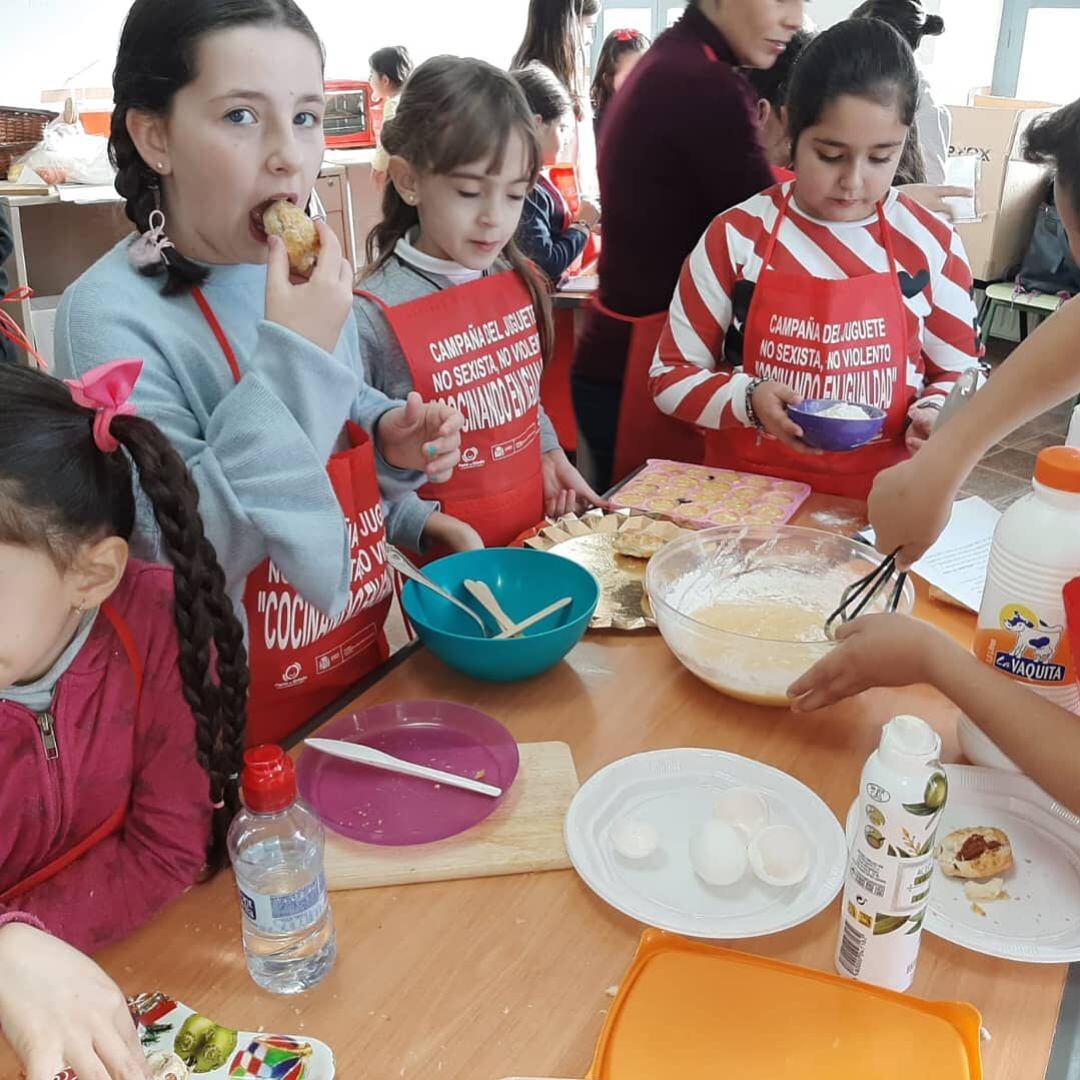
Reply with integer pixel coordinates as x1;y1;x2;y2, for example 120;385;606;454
825;548;908;639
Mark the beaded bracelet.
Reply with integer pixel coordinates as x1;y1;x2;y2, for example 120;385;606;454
744;377;767;431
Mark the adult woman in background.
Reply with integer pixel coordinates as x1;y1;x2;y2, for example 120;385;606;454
573;0;802;489
512;0;601;201
851;0;949;183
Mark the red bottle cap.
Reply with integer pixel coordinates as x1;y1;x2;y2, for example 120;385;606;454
241;745;297;813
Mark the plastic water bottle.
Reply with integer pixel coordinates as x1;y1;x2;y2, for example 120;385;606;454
227;745;336;994
835;715;947;993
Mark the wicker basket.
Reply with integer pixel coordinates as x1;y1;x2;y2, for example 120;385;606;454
0;106;57;179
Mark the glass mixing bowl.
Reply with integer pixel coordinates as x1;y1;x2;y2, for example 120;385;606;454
645;525;915;707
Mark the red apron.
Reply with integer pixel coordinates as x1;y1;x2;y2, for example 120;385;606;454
192;288;392;746
0;602;138;903
606;302;706;483
706;188;912;499
356;271;545;551
546;164;601;270
535;172;581;453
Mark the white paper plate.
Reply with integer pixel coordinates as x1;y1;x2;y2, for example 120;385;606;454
565;749;847;940
845;765;1080;964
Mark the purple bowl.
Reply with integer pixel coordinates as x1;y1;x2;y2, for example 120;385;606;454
787;399;886;452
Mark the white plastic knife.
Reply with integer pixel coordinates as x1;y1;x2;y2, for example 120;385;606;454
304;738;503;798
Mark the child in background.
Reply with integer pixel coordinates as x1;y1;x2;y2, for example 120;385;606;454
591;28;649;135
370;45;413;186
55;0;462;745
648;18;981;499
788;98;1080;816
513;62;600;286
356;56;604;556
745;29;813;180
0;361;247;1080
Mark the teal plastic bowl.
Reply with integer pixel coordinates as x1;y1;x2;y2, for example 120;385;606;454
401;548;599;682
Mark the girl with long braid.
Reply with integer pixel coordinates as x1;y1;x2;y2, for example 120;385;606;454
55;0;464;744
0;360;247;1080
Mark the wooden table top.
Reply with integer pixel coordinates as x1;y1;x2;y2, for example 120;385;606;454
3;497;1068;1080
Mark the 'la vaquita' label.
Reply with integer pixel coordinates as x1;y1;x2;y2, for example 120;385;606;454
238;872;327;935
974;603;1074;686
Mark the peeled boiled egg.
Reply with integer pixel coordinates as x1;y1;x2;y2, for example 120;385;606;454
611;816;660;860
748;825;810;887
713;787;770;839
688;820;747;886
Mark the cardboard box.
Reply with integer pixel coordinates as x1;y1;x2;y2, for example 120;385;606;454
972;94;1057;111
949;103;1053;281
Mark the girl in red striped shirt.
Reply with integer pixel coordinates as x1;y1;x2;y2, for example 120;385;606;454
649;18;981;498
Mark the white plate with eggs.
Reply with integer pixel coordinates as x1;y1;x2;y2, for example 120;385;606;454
564;748;847;940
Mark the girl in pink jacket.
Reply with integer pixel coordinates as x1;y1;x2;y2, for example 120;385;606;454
0;359;247;1080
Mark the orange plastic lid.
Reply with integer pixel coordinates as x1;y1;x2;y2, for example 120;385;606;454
1035;446;1080;493
587;931;982;1080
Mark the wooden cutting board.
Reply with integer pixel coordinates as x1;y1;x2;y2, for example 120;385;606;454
324;741;579;891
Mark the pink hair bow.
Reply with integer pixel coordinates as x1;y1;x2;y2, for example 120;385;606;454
613;28;640;41
64;358;144;453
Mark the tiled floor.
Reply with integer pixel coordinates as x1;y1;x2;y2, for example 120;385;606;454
956;340;1075;510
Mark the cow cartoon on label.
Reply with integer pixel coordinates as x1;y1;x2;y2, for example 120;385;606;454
975;603;1074;687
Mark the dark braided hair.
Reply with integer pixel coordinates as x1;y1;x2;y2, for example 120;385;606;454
110;0;322;296
363;57;555;366
0;363;249;869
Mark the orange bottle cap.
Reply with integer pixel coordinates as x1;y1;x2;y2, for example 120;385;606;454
1035;446;1080;493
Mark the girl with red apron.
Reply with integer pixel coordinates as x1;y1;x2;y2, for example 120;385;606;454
355;55;603;557
645;22;983;501
705;187;912;497
191;289;393;746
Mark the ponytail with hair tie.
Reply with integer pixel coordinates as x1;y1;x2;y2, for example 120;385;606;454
0;360;249;871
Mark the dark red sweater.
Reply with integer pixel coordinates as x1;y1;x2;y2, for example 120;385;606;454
580;7;773;380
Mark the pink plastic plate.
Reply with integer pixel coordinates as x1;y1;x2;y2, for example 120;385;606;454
296;700;520;846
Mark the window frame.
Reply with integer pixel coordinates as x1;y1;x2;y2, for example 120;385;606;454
991;0;1080;97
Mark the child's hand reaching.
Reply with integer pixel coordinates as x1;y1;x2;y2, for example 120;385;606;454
0;923;150;1080
542;448;608;518
905;402;940;454
577;199;602;231
787;613;953;712
378;392;465;482
264;221;354;354
750;381;822;454
424;511;484;553
867;456;958;570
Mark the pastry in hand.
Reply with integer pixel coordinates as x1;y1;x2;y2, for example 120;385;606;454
936;827;1014;879
263;199;319;277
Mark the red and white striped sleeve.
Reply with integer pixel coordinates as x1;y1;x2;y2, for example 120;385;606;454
648;212;757;429
896;197;983;404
